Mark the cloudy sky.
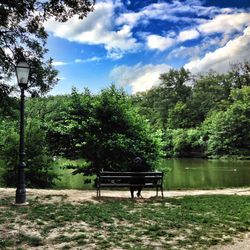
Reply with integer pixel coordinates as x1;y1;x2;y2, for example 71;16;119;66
45;0;250;95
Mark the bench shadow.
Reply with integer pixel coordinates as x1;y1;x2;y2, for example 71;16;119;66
92;195;163;202
93;196;131;202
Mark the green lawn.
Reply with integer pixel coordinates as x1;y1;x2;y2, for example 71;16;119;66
0;195;249;249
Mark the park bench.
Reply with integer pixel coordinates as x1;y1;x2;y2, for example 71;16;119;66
96;171;164;198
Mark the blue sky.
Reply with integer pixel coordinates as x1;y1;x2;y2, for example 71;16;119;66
45;0;250;95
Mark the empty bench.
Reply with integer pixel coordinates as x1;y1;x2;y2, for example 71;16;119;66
96;171;164;198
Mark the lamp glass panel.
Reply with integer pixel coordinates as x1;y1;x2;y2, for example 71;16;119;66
16;62;30;85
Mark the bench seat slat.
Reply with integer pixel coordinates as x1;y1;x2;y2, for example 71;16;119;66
100;172;162;175
99;176;162;179
99;183;161;187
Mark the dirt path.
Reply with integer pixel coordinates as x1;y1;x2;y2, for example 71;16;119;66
1;187;250;203
1;187;250;249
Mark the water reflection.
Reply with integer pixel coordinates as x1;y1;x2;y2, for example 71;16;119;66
164;159;250;189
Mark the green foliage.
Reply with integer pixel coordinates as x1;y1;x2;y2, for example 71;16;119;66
164;128;205;157
47;86;164;175
158;68;192;128
228;61;250;88
132;87;163;128
190;72;232;123
167;102;195;129
133;62;250;158
133;68;192;129
0;118;57;188
204;86;250;157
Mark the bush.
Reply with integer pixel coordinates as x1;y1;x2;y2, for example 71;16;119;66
0;118;57;188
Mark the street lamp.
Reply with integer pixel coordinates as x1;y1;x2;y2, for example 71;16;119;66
15;61;30;205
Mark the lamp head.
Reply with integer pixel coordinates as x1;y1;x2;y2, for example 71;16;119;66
15;61;30;88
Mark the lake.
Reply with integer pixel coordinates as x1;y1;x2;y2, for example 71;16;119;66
55;159;250;190
163;158;250;189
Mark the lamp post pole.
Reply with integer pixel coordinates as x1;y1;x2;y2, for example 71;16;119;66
15;61;30;205
16;86;27;204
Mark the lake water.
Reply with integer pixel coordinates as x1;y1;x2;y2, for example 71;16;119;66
163;159;250;189
55;159;250;190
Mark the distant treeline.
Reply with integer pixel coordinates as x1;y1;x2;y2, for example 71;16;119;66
132;61;250;158
0;62;249;188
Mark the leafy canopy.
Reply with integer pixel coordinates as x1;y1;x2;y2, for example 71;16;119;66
0;0;94;96
47;86;164;175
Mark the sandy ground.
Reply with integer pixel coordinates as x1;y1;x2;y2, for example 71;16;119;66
1;187;250;202
1;187;250;249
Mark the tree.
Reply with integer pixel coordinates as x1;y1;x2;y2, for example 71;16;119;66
132;87;163;128
188;71;232;125
167;102;197;129
132;68;192;130
158;68;191;128
204;86;250;157
0;0;94;96
47;86;164;175
228;61;250;88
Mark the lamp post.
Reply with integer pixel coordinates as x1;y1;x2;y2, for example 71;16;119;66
15;61;30;205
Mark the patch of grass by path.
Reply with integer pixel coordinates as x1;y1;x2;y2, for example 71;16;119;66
0;195;249;249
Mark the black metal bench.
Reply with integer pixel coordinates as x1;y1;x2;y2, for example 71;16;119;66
96;171;164;198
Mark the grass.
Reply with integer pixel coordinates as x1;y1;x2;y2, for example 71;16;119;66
0;194;249;249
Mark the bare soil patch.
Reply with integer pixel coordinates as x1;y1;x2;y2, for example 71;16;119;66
1;187;250;204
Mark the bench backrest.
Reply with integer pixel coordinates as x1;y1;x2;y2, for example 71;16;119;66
97;171;163;186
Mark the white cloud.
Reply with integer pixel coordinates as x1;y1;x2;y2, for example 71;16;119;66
177;29;200;42
45;1;140;59
74;56;102;63
44;0;248;59
198;13;250;35
184;26;250;73
168;46;201;60
116;1;233;29
168;36;221;60
110;63;171;93
167;12;250;63
58;76;66;81
146;28;199;52
147;35;175;51
52;61;68;66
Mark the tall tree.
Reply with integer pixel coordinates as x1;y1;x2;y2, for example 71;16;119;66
190;72;232;124
158;68;191;128
0;0;94;96
228;61;250;88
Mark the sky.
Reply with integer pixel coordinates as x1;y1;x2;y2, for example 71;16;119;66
45;0;250;95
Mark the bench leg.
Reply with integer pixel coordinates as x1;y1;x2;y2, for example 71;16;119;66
161;186;164;198
97;188;101;198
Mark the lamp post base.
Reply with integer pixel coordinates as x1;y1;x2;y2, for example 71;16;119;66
15;187;26;205
12;202;29;206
